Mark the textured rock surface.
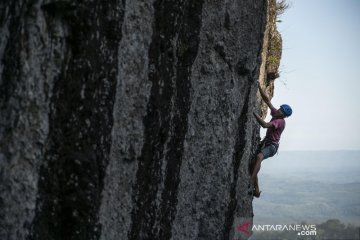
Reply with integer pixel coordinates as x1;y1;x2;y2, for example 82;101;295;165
0;0;280;239
258;0;282;117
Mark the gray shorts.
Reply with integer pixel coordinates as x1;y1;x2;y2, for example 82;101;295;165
260;144;278;159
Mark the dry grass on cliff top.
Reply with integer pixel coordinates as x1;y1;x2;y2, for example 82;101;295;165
276;0;290;17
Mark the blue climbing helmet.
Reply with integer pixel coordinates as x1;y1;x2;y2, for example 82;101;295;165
280;104;292;117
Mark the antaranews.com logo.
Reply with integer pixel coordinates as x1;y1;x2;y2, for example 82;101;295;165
232;217;317;240
252;223;317;236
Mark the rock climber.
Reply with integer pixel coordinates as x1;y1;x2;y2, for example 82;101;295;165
250;83;292;198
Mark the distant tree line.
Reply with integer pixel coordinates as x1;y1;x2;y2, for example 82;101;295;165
252;219;360;240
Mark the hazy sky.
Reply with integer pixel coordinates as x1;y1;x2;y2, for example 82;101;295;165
261;0;360;151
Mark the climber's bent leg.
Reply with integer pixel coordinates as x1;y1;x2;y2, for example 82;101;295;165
250;144;277;197
251;144;277;183
254;176;259;194
251;153;264;185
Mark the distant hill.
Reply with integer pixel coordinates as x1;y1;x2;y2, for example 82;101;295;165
253;151;360;225
252;218;360;240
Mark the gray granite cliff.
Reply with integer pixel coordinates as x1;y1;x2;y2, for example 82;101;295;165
0;0;281;239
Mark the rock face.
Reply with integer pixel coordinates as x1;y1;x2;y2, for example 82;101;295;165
0;0;280;239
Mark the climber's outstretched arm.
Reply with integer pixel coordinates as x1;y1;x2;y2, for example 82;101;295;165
258;85;275;110
253;112;273;128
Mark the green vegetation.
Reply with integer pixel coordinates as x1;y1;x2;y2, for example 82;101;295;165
266;0;289;81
